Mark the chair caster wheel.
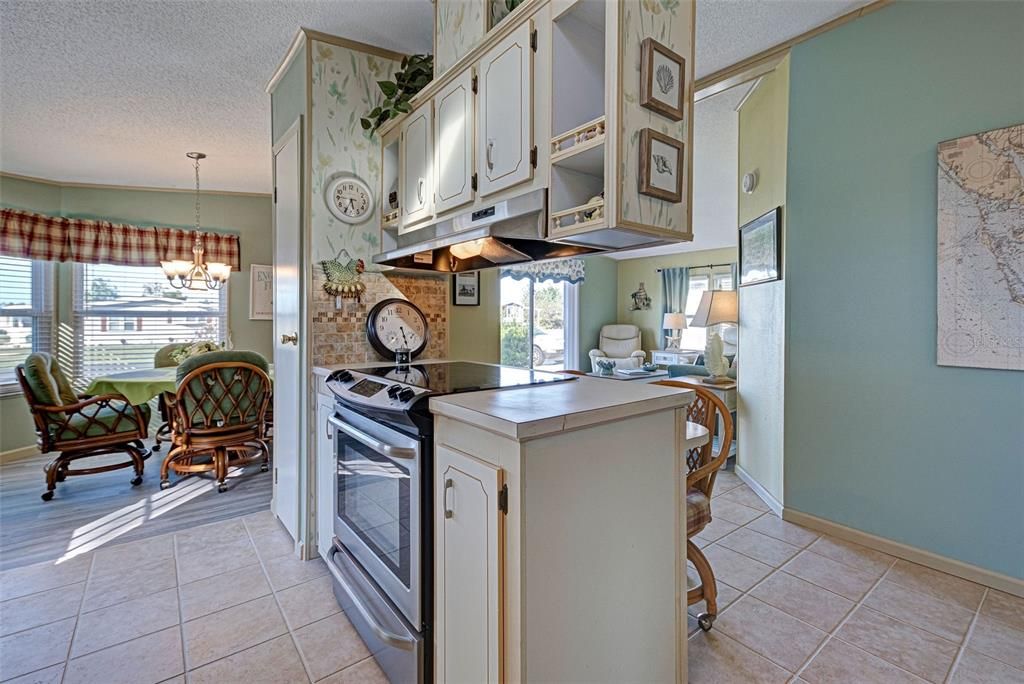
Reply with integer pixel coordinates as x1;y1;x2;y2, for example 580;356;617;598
159;480;172;490
131;475;143;486
41;491;54;501
153;443;162;452
260;464;269;473
217;483;228;493
697;613;715;632
55;471;67;482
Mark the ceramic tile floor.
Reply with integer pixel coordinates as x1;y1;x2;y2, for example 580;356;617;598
0;511;386;684
687;470;1024;684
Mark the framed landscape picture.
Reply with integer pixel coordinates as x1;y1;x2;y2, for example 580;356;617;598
639;128;684;203
738;207;782;287
640;38;685;121
452;271;480;306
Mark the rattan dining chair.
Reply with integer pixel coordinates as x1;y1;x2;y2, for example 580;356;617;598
152;343;185;452
161;350;272;492
653;379;734;631
17;352;151;501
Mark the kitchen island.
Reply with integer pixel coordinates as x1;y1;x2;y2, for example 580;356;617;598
312;363;706;684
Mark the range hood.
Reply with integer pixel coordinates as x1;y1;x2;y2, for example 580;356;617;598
372;190;602;273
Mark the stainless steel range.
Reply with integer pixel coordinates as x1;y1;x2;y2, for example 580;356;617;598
323;362;574;683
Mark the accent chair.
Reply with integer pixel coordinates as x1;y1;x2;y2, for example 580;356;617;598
588;324;646;372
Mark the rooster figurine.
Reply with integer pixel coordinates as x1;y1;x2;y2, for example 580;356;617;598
321;248;366;303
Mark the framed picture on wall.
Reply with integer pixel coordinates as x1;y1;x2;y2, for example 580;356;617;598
452;271;480;306
638;128;684;203
640;38;685;121
249;264;273;319
738;207;782;287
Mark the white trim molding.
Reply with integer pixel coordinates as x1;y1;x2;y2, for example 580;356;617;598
784;508;1024;599
734;465;782;517
0;445;38;464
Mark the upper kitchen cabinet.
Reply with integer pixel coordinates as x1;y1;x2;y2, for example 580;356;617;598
434;0;487;77
434;69;476;214
400;103;434;232
477;20;535;198
548;0;695;249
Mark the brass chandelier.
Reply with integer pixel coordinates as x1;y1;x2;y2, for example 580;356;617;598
161;152;230;290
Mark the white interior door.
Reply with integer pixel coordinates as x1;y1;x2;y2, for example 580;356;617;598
477;20;534;197
434;68;475;214
272;118;302;542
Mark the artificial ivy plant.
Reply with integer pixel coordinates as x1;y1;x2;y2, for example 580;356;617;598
360;54;434;136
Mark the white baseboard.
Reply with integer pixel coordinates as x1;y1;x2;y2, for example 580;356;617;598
784;507;1024;599
733;464;783;516
0;445;37;464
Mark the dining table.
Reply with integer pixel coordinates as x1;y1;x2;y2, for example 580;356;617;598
85;364;274;405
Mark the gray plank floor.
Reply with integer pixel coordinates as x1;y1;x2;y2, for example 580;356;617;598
0;440;272;571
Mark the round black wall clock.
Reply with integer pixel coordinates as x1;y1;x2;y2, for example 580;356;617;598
366;298;429;360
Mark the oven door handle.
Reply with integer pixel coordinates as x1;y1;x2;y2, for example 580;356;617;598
328;415;416;460
327;543;417;651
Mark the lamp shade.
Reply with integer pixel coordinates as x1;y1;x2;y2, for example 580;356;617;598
690;290;738;327
662;312;686;330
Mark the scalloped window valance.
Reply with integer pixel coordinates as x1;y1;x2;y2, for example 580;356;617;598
500;257;585;284
0;208;240;269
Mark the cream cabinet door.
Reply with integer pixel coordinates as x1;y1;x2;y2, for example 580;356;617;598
477;20;534;197
434;68;476;215
435;445;504;684
400;104;434;231
315;393;334;560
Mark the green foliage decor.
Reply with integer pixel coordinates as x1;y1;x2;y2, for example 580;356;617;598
360;54;434;136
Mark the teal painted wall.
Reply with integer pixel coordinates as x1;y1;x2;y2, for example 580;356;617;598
578;256;619;370
785;1;1024;578
271;45;307;144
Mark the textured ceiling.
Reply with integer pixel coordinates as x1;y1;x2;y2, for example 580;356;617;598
0;0;872;193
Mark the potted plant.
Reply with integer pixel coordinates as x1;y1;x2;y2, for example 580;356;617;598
360;54;434;136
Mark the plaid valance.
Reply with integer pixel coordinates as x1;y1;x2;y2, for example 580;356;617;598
0;208;240;269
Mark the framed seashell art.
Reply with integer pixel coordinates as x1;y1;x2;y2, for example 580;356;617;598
639;38;686;122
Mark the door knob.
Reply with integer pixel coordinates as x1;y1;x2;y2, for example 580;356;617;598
281;332;298;345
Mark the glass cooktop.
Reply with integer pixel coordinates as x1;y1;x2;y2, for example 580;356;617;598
364;361;574;395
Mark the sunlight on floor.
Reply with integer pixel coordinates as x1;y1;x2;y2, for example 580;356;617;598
56;467;246;563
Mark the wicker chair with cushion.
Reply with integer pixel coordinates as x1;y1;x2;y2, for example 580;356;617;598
162;350;272;493
588;324;647;372
16;352;150;501
653;379;733;632
152;343;185;452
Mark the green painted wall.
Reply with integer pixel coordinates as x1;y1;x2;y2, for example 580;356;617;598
0;175;273;453
578;256;619;370
785;1;1024;577
736;57;789;504
615;247;738;352
450;269;501;362
271;45;307;144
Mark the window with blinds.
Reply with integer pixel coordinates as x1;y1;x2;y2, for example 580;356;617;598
73;263;227;386
0;256;54;390
680;267;735;351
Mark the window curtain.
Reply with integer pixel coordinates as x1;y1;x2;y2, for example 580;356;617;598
500;257;585;284
660;266;688;349
0;208;240;269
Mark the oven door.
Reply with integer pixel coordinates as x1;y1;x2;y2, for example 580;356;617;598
329;406;421;628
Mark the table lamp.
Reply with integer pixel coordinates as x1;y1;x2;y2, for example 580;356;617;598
690;290;738;385
662;312;686;350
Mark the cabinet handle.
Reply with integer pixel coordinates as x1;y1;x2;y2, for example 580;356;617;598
444;478;454;519
326;419;332;440
417;178;424;204
486;139;495;171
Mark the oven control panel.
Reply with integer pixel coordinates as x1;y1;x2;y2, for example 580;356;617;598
326;369;431;410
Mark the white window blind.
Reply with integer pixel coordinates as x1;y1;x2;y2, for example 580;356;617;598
73;263;227;387
0;257;54;390
680;267;735;351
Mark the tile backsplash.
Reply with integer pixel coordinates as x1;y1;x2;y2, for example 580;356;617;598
311;271;449;366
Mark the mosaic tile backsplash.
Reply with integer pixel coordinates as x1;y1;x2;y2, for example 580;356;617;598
312;271;449;365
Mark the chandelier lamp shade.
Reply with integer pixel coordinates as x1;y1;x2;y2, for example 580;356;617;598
161;152;230;290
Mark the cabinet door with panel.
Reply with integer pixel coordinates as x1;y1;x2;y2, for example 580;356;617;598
400;104;434;231
477;20;534;197
434;68;476;215
434;445;504;684
315;393;335;560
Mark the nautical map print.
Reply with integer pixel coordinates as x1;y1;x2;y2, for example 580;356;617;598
937;123;1024;371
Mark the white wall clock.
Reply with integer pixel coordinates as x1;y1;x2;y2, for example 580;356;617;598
325;173;373;224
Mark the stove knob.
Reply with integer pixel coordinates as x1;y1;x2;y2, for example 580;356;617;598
337;370;353;382
398;387;416;402
387;385;402;398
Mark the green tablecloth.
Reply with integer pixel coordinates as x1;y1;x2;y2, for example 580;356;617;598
86;365;273;405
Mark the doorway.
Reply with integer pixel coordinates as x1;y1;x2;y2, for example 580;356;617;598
499;275;578;371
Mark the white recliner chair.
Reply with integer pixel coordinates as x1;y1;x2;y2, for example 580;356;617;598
588;324;647;372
